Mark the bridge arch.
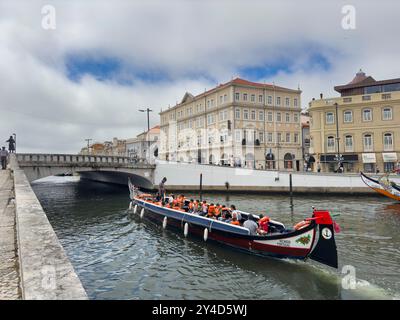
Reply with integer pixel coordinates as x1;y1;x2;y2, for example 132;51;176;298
15;153;155;190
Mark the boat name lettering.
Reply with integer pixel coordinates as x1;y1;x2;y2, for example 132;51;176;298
276;239;291;247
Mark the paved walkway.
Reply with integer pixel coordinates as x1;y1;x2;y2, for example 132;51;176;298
0;169;21;299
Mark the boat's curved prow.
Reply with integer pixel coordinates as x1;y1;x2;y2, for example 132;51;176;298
308;210;338;269
360;172;400;201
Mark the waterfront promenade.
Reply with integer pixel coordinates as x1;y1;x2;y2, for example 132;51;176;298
0;156;87;300
0;169;20;299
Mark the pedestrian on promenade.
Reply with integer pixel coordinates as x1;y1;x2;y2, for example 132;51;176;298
317;162;321;173
0;147;9;169
6;136;15;153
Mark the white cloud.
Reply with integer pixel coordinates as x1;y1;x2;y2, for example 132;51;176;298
0;0;399;153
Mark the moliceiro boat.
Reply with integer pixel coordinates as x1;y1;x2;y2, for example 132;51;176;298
128;181;339;269
361;172;400;201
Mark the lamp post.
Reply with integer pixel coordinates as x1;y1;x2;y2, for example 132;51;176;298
13;133;16;153
85;138;92;155
139;108;153;163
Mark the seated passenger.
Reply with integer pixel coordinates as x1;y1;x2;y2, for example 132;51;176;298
188;199;195;212
207;203;216;219
177;194;185;208
230;213;240;226
214;203;221;219
258;214;270;234
193;200;200;213
243;214;259;235
223;210;232;221
200;201;208;216
230;205;242;221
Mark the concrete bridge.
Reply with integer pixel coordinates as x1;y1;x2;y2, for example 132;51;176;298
16;153;156;189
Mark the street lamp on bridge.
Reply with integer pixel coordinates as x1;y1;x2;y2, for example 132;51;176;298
139;108;153;163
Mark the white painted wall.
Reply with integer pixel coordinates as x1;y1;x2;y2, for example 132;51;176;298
155;160;400;189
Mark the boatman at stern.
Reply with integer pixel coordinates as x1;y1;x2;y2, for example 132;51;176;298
158;177;167;200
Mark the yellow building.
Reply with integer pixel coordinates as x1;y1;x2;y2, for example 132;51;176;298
159;78;303;170
309;70;400;173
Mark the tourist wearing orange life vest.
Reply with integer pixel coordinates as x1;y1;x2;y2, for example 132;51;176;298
258;214;270;234
207;203;216;219
230;212;240;226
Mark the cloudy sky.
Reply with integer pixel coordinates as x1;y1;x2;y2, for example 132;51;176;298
0;0;399;153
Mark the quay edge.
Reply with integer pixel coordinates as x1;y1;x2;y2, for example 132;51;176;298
9;155;87;300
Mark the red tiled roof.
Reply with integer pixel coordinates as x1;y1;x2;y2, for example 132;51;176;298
163;77;300;112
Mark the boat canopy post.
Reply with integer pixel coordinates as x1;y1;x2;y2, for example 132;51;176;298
289;173;293;208
199;173;203;202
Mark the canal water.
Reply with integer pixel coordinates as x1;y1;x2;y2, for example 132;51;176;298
31;177;400;300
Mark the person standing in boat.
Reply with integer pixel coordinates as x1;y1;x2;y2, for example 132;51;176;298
158;177;167;200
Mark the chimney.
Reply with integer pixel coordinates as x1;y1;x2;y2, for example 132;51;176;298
320;93;323;99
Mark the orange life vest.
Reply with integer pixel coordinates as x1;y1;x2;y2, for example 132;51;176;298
230;220;240;226
259;216;270;232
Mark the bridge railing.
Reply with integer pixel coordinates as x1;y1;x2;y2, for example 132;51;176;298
16;153;153;167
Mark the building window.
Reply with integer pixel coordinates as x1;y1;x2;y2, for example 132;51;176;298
235;108;241;119
251;94;255;102
267;132;273;143
251;110;256;120
384;133;393;151
363;134;373;151
293;113;299;122
259;111;264;121
294;133;299;143
382;107;392;120
344;110;353;123
243;109;249;120
327;136;335;152
294;98;298;107
286;133;290;143
259;95;263;103
267;112;273;122
224;94;227;102
285;113;290;122
343;97;352;103
285;97;290;107
277;133;282;143
235;92;240;101
276;97;281;106
267;95;272;105
276;112;281;122
243;93;248;101
233;130;240;143
345;135;353;152
326;112;335;124
259;132;264;143
362;95;371;101
219;95;223;104
363;109;372;121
